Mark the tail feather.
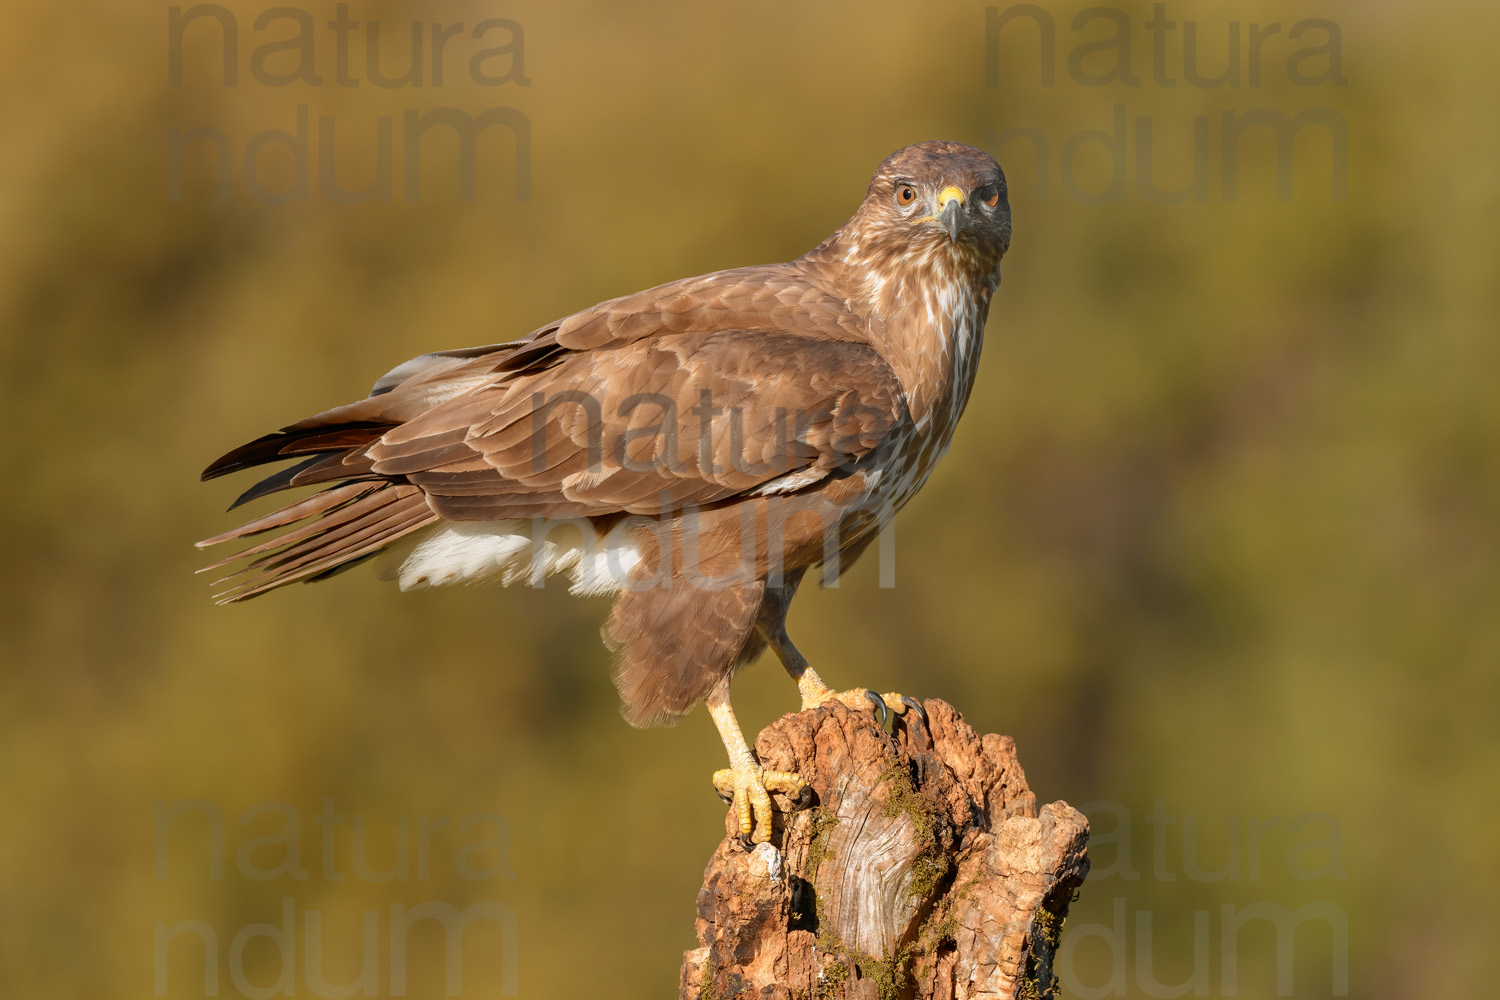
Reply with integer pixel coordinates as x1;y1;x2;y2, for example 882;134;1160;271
197;481;373;549
199;397;434;601
226;495;431;595
199;483;385;572
197;338;538;601
201;483;437;603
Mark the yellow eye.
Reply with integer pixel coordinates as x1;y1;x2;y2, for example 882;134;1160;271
895;185;916;207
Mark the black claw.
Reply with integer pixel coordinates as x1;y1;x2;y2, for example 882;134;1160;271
794;784;814;810
864;690;888;727
900;695;929;729
737;832;755;851
716;789;734;805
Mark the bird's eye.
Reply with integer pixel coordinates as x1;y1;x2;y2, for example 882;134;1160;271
979;185;1000;208
895;185;917;207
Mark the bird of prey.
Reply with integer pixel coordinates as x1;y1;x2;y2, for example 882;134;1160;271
200;141;1012;845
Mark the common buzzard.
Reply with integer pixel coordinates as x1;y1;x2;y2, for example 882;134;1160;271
200;141;1012;844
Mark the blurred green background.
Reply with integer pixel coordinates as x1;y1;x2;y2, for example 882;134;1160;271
2;0;1495;996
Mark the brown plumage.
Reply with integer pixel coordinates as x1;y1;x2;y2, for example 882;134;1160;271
200;141;1012;843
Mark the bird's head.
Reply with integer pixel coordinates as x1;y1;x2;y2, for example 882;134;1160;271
837;141;1011;282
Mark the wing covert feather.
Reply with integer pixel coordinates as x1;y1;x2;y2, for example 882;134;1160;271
364;329;903;518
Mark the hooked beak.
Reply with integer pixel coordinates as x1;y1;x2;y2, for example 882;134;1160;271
936;186;966;243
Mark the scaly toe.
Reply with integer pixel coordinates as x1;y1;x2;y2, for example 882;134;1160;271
711;765;807;846
762;769;807;801
712;768;736;805
806;687;889;726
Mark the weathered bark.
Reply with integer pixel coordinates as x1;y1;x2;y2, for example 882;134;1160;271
680;699;1089;1000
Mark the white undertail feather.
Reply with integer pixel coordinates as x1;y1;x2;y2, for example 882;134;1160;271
382;518;641;596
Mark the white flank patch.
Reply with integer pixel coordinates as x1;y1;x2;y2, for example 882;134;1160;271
388;518;641;596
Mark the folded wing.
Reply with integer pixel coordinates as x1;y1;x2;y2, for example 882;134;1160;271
198;265;904;601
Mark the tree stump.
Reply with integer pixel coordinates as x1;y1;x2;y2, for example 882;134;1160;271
679;699;1090;1000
